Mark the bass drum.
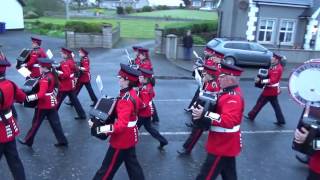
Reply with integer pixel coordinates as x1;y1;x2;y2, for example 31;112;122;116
288;61;320;107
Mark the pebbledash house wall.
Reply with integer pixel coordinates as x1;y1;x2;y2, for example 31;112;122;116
257;5;307;49
65;24;120;48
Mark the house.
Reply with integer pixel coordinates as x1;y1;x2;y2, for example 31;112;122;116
191;0;221;9
218;0;320;50
100;0;150;9
0;0;25;30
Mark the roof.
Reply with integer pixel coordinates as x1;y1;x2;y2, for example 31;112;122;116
253;0;312;7
17;0;26;6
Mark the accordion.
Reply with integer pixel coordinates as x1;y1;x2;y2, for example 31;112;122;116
16;48;31;69
254;68;268;88
22;78;39;108
292;106;320;155
89;97;117;140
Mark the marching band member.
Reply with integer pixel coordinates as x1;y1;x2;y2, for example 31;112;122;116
137;67;168;150
56;48;86;120
19;58;68;147
245;53;285;126
89;63;145;180
178;64;220;155
0;57;26;180
192;64;244;180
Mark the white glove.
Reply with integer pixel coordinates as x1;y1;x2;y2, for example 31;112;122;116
21;63;27;67
96;124;113;134
56;70;63;75
26;94;38;102
88;119;94;128
79;67;85;71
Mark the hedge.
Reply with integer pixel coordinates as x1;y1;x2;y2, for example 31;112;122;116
163;20;217;36
65;21;112;33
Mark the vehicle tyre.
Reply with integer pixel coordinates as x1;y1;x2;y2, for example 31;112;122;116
224;57;236;65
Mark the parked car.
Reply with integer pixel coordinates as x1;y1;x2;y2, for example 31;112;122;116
207;38;273;67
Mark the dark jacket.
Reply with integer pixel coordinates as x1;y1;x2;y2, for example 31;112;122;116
183;35;193;48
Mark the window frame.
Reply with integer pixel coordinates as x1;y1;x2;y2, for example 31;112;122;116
277;18;297;46
257;18;277;44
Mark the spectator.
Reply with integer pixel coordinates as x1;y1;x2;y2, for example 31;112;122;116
183;30;193;61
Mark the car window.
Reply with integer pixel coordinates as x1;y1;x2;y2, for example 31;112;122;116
250;43;267;52
231;43;250;50
224;43;233;48
207;39;220;48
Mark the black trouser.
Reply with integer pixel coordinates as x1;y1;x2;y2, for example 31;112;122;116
57;91;86;118
151;101;160;122
248;94;285;123
75;82;98;104
11;105;18;120
197;154;237;180
0;140;26;180
188;87;200;109
137;116;167;145
93;146;145;180
307;169;320;180
182;126;203;153
23;108;68;146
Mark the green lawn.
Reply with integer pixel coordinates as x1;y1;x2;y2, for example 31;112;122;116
25;17;194;39
129;9;217;21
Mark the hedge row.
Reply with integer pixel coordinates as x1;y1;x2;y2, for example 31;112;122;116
163;20;217;36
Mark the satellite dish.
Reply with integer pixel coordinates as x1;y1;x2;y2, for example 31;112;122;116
239;0;249;10
288;61;320;107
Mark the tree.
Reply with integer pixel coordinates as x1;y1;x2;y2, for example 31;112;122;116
183;0;191;7
24;0;64;16
73;0;86;12
96;0;102;7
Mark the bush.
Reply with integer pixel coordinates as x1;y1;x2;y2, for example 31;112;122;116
163;21;217;37
117;6;124;14
193;35;207;45
24;11;40;19
142;6;153;12
125;6;134;14
155;5;169;10
65;21;110;33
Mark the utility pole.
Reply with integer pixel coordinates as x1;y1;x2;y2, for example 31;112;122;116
65;0;70;20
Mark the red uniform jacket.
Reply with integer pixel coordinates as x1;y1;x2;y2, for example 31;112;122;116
78;56;91;83
138;83;155;118
36;72;58;109
309;151;320;173
205;88;244;157
26;48;47;78
58;59;74;92
134;57;141;66
203;79;220;93
0;80;26;143
109;88;142;149
137;59;153;70
262;63;283;96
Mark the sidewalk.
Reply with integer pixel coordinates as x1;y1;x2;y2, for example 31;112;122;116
166;58;301;81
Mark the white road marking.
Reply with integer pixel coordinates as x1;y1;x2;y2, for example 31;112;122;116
140;129;294;136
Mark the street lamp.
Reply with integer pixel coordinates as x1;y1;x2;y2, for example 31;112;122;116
65;0;70;20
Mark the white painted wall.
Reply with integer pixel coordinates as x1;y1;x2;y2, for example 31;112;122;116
0;0;24;29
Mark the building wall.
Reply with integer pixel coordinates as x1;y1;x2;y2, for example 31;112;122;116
232;3;249;39
256;5;307;47
0;0;24;29
219;0;236;38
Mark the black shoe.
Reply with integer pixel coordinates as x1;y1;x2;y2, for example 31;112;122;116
177;148;190;155
18;138;32;147
158;141;168;150
185;122;194;128
75;116;86;120
54;142;68;147
273;121;286;126
244;115;254;122
64;101;73;106
295;154;309;164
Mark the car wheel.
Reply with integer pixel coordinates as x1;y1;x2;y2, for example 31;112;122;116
224;57;236;65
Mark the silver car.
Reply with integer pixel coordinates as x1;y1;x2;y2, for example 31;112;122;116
207;38;273;66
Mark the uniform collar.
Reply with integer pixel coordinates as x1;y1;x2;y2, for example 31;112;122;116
120;87;132;96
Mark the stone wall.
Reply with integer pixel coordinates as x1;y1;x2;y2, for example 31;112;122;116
65;24;120;48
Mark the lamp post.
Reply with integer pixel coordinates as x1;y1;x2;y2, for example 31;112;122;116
65;0;70;20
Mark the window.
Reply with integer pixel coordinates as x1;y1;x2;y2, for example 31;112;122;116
250;43;267;52
192;1;201;7
224;43;233;49
231;43;250;50
258;19;276;43
208;39;221;48
279;19;296;44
